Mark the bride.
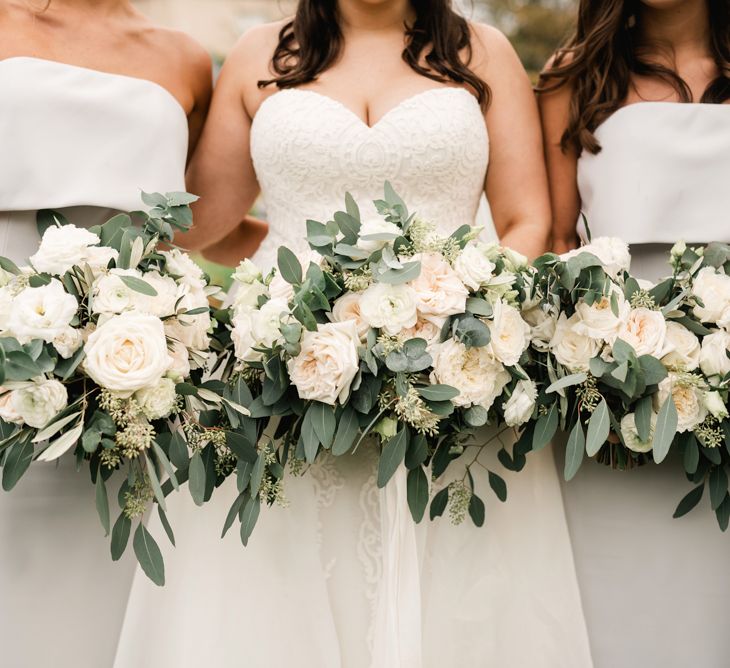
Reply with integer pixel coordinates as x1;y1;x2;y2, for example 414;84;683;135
115;1;592;666
539;0;730;665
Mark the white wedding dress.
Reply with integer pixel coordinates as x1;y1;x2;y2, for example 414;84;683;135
115;86;592;668
0;57;187;668
565;102;730;668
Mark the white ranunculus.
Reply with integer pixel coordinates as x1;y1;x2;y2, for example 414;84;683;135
401;315;445;350
561;237;631;279
83;312;172;394
30;225;102;275
620;412;656;453
287;320;360;405
522;305;557;353
52;327;83;359
161;249;206;289
0;387;23;424
357;218;402;252
359;283;418;336
410;253;468;321
8;280;78;344
233;280;268;312
699;330;730;378
704;391;729;420
655;374;707;433
91;269;141;315
11;378;68;429
661;321;701;371
452;242;496;291
617;307;667;357
233;258;263;285
430;338;510;411
331;292;370;340
572;289;629;343
549;313;603;372
231;298;289;362
692;267;730;325
488;299;531;366
503;379;537;427
135;377;179;420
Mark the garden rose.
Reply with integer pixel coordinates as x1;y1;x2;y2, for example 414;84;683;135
561;237;630;279
503;380;537;427
8;280;77;344
661;322;701;371
359;283;418;336
655;374;707;433
331;292;370;339
488;299;531;366
572;289;629;342
401;315;445;350
11;378;68;429
0;387;22;424
357;218;401;252
617;307;667;357
692;267;730;325
409;253;468;321
453;242;496;291
549;313;602;372
699;330;730;378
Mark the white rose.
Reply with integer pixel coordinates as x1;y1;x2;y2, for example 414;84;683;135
692;267;730;325
488;299;530;366
523;305;557;353
233;281;269;312
167;340;191;380
661;322;701;371
430;338;510;411
704;391;729;420
52;327;83;359
655;374;707;433
83;312;173;394
0;387;23;425
233;258;263;284
161;249;206;289
231;298;289;362
550;313;603;372
8;280;77;344
503;380;537;427
452;243;496;291
357;218;402;252
561;237;631;279
572;289;629;342
359;283;418;336
11;378;68;429
401;316;445;350
410;253;468;321
699;330;730;378
287;321;360;405
331;292;370;340
617;307;667;357
135;377;179;420
620;412;656;453
30;225;101;275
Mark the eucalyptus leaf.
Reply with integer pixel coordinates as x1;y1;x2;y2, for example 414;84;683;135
110;513;131;561
240;495;261;546
547;373;587;395
188;450;206;506
564;422;586;482
488;470;507;502
586;399;610;457
95;475;110;536
533;403;558;451
407;467;429;522
332;406;360;456
673;484;704;518
277;247;303;284
120;275;158;297
377;427;408;488
133;523;165;586
710;466;728;511
468;494;486;527
653;395;679;464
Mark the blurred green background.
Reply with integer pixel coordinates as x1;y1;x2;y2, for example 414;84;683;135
133;0;575;286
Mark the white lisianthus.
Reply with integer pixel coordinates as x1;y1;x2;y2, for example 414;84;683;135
83;312;172;394
661;321;701;371
549;313;602;372
430;338;510;411
561;237;631;279
11;378;68;429
287;321;360;405
401;316;445;350
655;374;707;433
0;387;23;424
503;379;537;427
135;377;179;420
30;225;103;275
452;242;496;291
409;253;468;321
83;245;119;275
692;267;730;325
488;299;531;366
8;280;77;344
233;258;263;284
231;298;289;362
620;412;656;453
572;289;629;342
357;218;402;252
522;305;557;353
331;292;370;340
161;249;206;289
699;330;730;378
617;307;667;357
359;283;418;336
704;391;729;420
52;327;83;359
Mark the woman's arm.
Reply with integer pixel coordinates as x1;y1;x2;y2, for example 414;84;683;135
471;25;551;259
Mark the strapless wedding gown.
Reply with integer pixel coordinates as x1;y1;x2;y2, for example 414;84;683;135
115;87;592;668
0;57;187;668
566;102;730;668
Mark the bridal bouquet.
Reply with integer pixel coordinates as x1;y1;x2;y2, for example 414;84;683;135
0;193;221;584
530;237;730;528
215;184;539;540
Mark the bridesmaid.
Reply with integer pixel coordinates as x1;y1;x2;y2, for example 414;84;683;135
0;1;210;666
539;1;730;666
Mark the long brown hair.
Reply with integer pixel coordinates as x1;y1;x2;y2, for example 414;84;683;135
539;0;730;154
258;0;491;109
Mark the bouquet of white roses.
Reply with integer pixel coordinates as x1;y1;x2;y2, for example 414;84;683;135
0;193;222;584
213;184;539;542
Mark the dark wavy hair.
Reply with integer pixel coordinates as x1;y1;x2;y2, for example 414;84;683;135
539;0;730;154
258;0;490;109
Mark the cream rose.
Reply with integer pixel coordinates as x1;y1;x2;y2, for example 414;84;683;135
8;280;77;344
452;242;496;291
617;307;667;357
135;377;179;420
0;387;23;425
359;283;418;336
620;412;656;453
11;378;68;429
661;321;701;371
572;289;629;342
430;338;510;411
692;267;730;325
550;313;603;372
401;315;445;350
83;312;173;394
409;253;468;321
488;299;531;366
331;292;370;340
655;374;707;433
357;218;402;252
503;380;537;427
561;237;631;279
30;224;104;275
287;321;360;405
699;330;730;378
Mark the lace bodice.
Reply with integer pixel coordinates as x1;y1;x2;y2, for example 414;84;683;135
250;87;491;267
